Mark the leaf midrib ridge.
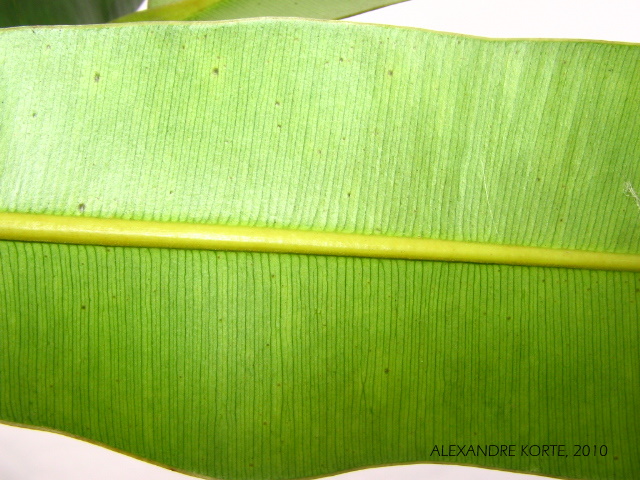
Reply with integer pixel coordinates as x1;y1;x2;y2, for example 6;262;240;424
1;212;639;271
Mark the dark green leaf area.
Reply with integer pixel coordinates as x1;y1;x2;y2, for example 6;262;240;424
0;0;143;27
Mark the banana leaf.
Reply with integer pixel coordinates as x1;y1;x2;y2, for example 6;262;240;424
114;0;408;22
0;18;639;480
0;0;144;28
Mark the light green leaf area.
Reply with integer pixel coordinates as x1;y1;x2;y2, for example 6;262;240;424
150;0;184;6
1;18;639;480
114;0;407;22
0;0;144;28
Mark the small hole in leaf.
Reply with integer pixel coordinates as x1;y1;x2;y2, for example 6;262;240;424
212;67;219;75
78;203;86;213
94;73;100;83
387;70;394;76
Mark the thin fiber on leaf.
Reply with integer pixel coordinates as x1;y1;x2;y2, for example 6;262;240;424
0;18;639;480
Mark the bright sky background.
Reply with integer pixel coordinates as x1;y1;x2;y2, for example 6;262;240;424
1;1;638;479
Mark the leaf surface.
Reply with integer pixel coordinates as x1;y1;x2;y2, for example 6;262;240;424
0;19;639;480
0;0;144;27
150;0;182;6
114;0;407;22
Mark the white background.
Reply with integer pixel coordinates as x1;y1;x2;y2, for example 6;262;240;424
1;1;638;479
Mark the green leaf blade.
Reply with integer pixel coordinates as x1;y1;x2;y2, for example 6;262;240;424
2;243;639;480
0;0;144;28
114;0;408;23
1;19;639;480
1;21;638;252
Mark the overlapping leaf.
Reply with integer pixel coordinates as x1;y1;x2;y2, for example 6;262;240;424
0;18;639;480
0;0;143;27
114;0;407;22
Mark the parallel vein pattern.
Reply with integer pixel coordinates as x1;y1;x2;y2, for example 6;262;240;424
1;242;639;479
1;19;639;480
0;20;638;252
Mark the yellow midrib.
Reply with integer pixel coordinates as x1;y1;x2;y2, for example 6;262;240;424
0;212;639;272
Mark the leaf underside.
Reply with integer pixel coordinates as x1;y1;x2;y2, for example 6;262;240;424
0;19;639;480
0;0;144;28
115;0;408;23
